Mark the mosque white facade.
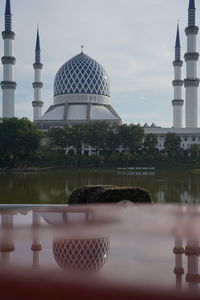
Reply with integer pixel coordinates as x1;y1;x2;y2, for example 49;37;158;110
1;0;200;150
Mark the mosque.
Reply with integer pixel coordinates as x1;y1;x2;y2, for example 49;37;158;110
1;0;200;150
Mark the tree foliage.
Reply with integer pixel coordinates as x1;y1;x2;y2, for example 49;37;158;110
143;134;158;152
86;121;109;153
119;124;144;152
0;118;41;167
164;132;181;159
48;127;67;150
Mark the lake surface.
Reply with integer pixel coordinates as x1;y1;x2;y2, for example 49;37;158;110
0;168;200;204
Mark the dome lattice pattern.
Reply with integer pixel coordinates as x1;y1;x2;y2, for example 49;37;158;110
54;53;110;97
53;237;110;273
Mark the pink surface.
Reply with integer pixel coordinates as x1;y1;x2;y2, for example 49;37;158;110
0;204;200;295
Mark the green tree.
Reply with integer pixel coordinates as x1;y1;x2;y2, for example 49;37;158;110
143;134;158;153
0;118;41;167
119;124;144;153
86;121;109;154
164;132;181;158
48;127;67;150
105;124;120;154
68;123;88;154
190;144;200;159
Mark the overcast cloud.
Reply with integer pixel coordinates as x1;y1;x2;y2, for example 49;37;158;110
0;0;199;127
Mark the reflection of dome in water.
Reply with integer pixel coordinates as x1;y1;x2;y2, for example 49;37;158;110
53;237;109;273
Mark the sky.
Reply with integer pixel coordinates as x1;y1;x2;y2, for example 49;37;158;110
0;0;199;127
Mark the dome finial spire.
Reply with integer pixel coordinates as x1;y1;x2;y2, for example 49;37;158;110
81;45;84;54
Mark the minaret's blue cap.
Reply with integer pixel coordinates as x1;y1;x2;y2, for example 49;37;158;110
36;29;40;51
175;24;180;48
189;0;195;10
5;0;11;15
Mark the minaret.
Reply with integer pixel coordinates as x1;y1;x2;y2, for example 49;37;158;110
1;0;16;118
184;0;199;128
32;28;43;121
0;213;15;266
185;239;200;291
173;236;184;290
172;24;184;128
31;212;42;269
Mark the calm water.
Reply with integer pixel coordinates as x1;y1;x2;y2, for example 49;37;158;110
0;168;200;204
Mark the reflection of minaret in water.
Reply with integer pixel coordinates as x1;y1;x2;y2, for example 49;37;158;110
0;213;15;266
185;238;200;290
173;236;184;289
31;212;42;269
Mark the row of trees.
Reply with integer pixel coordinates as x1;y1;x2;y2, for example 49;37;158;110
0;118;200;168
48;122;186;155
48;122;145;154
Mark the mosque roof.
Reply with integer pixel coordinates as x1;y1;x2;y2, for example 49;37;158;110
54;52;110;97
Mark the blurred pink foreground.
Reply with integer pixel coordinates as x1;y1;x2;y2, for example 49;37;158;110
0;204;200;299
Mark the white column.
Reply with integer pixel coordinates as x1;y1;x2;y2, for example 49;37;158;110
172;62;184;128
31;212;42;269
185;239;199;291
32;65;43;121
1;32;16;118
173;236;184;290
184;23;199;128
0;214;15;266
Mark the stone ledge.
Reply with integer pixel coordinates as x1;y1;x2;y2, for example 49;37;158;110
172;99;184;106
1;56;16;65
184;78;200;87
185;26;199;36
173;60;183;67
33;63;43;70
185;246;200;256
31;244;42;251
174;267;184;275
172;80;184;87
2;30;15;40
1;81;17;90
32;101;43;107
184;52;199;62
69;185;152;204
173;247;185;254
33;82;43;88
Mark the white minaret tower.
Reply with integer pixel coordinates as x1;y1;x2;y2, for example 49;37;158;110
184;0;199;128
172;24;184;128
185;239;200;291
1;0;16;118
0;213;15;266
173;236;184;290
31;212;42;269
32;28;43;121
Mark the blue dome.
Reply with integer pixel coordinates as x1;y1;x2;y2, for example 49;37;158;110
54;53;110;97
